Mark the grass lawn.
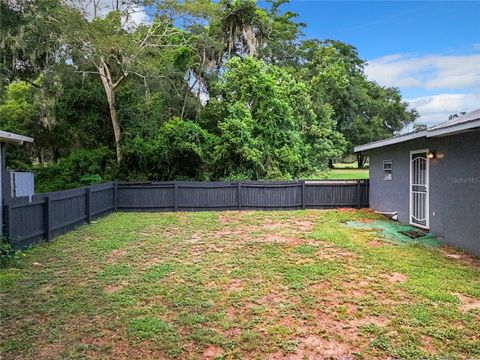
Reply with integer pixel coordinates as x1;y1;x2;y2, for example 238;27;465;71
325;168;369;180
1;210;479;359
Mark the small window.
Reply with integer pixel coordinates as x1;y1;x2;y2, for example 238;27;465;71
383;160;392;180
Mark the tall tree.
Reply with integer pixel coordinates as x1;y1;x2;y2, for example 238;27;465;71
300;39;417;167
68;8;192;163
205;57;345;179
0;0;74;88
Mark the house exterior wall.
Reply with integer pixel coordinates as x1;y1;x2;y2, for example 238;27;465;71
369;130;480;254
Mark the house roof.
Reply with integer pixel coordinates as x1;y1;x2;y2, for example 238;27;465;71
0;130;34;145
427;109;480;137
354;108;480;152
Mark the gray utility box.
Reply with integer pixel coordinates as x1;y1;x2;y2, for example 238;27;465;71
9;171;34;197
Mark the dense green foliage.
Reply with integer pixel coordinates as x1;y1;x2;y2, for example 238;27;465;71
0;0;418;191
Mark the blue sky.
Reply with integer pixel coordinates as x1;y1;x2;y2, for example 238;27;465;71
92;0;479;126
269;0;480;126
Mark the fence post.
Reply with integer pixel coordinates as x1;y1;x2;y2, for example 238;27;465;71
356;180;361;209
44;196;51;240
174;181;178;212
301;180;306;209
3;204;11;244
366;179;369;207
113;182;118;211
86;187;91;224
237;182;242;210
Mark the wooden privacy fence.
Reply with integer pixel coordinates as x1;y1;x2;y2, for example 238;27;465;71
4;179;368;250
4;182;116;250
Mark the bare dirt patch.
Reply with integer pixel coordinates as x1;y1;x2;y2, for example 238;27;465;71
420;335;437;354
291;220;314;231
141;256;164;268
299;335;351;358
104;283;124;294
213;228;246;240
226;278;243;292
337;208;358;214
440;246;480;267
36;283;54;295
33;343;64;360
257;292;290;307
218;211;250;225
107;248;128;263
224;327;242;338
212;215;316;248
218;215;231;224
189;233;202;243
200;345;224;360
263;220;288;231
385;272;408;283
367;240;388;247
267;335;351;360
454;293;480;312
163;227;182;237
258;234;304;245
315;246;356;261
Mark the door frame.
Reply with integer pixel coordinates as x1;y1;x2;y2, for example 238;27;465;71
409;149;430;229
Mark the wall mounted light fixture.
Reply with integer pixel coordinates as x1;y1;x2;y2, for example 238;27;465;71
427;151;436;159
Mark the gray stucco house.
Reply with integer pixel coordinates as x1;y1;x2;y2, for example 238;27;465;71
355;109;480;254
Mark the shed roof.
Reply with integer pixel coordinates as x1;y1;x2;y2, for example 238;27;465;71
0;130;34;145
354;108;480;152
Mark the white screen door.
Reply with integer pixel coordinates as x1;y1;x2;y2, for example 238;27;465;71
410;150;429;229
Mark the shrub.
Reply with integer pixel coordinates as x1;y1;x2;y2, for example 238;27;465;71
34;147;115;192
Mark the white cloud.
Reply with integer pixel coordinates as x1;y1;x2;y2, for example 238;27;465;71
366;50;480;129
406;93;480;127
67;0;150;28
128;6;151;27
365;53;480;90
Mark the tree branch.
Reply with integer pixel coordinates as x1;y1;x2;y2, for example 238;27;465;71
112;72;128;90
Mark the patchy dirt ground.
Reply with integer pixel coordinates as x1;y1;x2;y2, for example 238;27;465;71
1;210;479;360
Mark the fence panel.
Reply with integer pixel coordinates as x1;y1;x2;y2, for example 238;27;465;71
91;183;116;217
49;187;88;239
5;180;369;249
305;180;365;208
241;182;302;209
117;182;175;211
7;196;46;248
177;182;238;210
5;182;115;250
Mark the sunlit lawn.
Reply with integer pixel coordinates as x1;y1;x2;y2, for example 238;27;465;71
326;168;369;179
1;210;479;359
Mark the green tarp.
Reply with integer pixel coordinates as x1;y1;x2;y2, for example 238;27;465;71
345;220;440;247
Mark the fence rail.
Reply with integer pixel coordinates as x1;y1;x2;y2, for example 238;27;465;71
4;179;368;250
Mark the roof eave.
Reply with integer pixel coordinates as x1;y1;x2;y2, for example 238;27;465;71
427;118;480;137
354;131;427;152
0;131;34;145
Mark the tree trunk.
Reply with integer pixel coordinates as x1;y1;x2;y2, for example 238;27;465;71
107;91;122;163
357;153;366;168
36;147;44;165
98;60;122;163
52;147;60;163
328;159;334;169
